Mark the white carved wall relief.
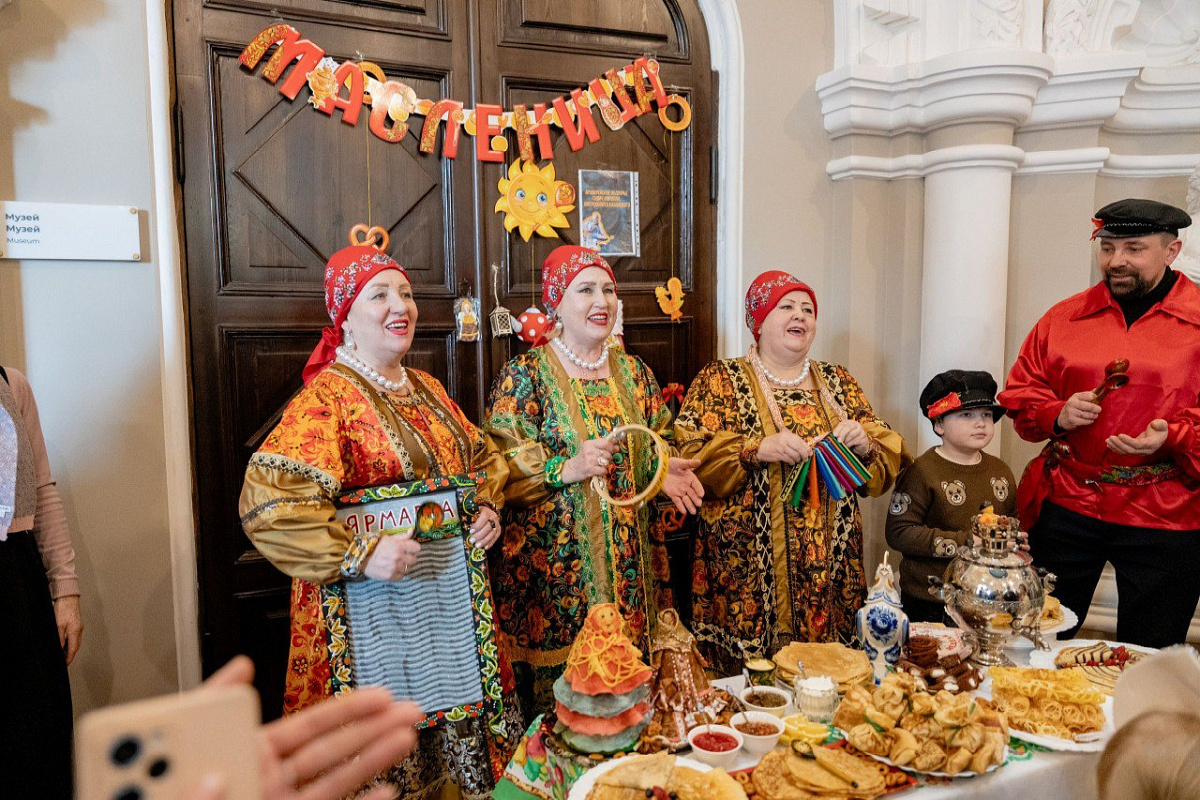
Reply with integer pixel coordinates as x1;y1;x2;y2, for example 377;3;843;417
1045;0;1102;56
1044;0;1142;56
838;0;923;67
973;0;1024;47
1116;0;1200;65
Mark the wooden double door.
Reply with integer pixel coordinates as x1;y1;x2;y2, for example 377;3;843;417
173;0;716;715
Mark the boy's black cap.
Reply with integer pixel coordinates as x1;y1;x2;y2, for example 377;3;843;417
920;370;1004;422
1091;198;1191;240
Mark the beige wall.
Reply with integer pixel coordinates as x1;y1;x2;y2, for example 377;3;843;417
738;0;833;297
737;0;925;567
0;0;178;711
1004;168;1194;477
1003;170;1100;476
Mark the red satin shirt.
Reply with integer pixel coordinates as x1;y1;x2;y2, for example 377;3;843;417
999;275;1200;530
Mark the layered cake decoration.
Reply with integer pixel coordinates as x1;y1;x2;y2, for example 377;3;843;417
554;603;654;754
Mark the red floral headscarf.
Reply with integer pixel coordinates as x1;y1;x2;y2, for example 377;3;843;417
744;270;818;341
302;245;409;384
541;245;616;311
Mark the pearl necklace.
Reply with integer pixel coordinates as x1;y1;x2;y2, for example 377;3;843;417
751;346;810;387
553;337;609;371
337;346;409;393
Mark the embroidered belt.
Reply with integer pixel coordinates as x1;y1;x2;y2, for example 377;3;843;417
1045;441;1180;487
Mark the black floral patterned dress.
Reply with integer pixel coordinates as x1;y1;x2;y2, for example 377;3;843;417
675;358;909;673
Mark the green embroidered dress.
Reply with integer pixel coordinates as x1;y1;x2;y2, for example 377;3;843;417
484;345;674;712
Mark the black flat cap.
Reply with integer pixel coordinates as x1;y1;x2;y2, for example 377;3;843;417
920;370;1004;422
1091;198;1192;240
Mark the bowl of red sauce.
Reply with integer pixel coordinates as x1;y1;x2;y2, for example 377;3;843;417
686;724;744;769
730;711;784;755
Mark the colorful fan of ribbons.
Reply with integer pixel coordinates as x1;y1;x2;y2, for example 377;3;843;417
783;435;872;509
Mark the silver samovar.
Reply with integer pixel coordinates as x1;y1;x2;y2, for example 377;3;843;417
928;512;1056;667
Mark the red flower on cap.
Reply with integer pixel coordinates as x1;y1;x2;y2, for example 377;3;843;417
1090;217;1104;241
541;245;616;311
302;245;409;385
926;392;963;419
744;270;818;341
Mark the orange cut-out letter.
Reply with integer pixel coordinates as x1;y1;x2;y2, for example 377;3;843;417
313;61;365;125
240;25;326;101
368;81;414;142
551;89;601;152
604;68;643;125
474;103;505;163
239;24;291;69
420;100;466;158
588;77;624;131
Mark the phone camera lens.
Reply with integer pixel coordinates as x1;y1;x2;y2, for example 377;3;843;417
110;737;141;766
148;757;170;778
113;786;143;800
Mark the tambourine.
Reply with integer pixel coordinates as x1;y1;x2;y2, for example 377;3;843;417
590;424;670;509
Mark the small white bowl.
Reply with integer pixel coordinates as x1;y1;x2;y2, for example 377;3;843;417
686;724;744;770
739;685;792;718
730;711;784;755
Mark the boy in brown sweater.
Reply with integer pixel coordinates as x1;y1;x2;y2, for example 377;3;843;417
885;370;1017;621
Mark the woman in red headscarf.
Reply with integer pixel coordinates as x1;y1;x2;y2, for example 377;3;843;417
238;244;519;798
674;271;909;672
483;245;702;714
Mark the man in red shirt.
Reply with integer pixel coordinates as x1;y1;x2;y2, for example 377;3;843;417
1000;199;1200;647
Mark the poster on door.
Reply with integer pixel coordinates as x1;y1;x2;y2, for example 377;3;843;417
577;170;640;257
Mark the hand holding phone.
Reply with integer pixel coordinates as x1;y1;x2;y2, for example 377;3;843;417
77;684;261;800
79;655;423;800
185;685;422;800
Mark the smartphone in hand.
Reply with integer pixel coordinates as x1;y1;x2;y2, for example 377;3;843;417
76;684;261;800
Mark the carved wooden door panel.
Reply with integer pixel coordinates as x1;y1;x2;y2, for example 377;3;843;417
476;0;716;393
174;0;480;713
174;0;714;716
474;0;716;628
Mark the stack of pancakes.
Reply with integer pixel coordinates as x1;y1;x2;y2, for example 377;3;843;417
990;595;1064;632
555;677;653;754
752;746;886;799
773;643;873;694
585;753;746;800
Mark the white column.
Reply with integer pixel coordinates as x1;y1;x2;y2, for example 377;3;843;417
917;145;1024;452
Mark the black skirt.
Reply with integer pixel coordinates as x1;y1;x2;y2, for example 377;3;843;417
0;532;74;799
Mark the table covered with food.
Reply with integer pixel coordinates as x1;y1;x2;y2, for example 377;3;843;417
492;511;1156;800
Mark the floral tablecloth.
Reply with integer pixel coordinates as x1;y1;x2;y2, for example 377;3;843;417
495;714;602;800
493;673;1101;800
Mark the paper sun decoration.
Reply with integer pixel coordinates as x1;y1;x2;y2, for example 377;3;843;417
495;160;576;241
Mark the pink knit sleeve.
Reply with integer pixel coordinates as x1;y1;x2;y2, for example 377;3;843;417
9;369;80;599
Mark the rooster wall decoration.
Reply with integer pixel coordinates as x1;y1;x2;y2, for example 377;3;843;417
654;277;685;321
